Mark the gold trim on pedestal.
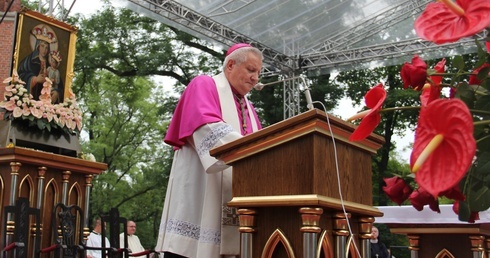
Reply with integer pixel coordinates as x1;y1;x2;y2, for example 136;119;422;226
358;216;374;258
470;235;485;252
228;194;382;217
435;248;455;258
299;207;323;233
408;234;420;251
10;162;21;175
262;229;296;258
238;208;257;233
346;235;361;258
317;230;334;258
358;216;374;239
333;212;351;236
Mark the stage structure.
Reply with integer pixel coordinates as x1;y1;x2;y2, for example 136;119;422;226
211;109;385;258
123;0;486;118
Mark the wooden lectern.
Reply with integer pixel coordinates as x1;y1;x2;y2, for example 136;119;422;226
211;109;384;258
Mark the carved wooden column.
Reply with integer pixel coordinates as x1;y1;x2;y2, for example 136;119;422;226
83;174;93;240
6;162;22;246
358;217;374;258
408;234;419;258
61;171;71;204
9;162;21;206
35;166;47;243
238;208;257;258
486;238;490;258
333;212;350;258
469;235;485;258
300;207;323;258
36;167;47;209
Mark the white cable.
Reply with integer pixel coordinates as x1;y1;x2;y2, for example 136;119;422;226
312;100;362;258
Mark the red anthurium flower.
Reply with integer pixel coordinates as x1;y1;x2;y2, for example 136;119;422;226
469;63;490;85
382;176;413;205
410;98;476;198
420;59;446;107
453;202;480;223
440;185;465;201
401;55;427;90
409;187;440;212
347;83;386;141
414;0;490;44
487;41;490;53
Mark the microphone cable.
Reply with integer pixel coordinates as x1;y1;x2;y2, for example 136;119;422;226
309;100;362;258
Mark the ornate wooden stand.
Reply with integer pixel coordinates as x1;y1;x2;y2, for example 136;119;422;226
0;147;107;258
377;205;490;258
211;109;384;258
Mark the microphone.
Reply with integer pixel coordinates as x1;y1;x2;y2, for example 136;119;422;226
253;76;314;110
300;76;314;110
254;83;265;91
304;87;314;110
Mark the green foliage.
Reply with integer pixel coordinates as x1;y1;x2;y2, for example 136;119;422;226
75;70;172;247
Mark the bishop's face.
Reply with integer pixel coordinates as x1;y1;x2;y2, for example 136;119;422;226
226;53;262;96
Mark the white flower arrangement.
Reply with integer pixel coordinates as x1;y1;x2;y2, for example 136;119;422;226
0;71;82;135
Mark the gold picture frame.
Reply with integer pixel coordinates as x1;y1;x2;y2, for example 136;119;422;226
13;8;77;104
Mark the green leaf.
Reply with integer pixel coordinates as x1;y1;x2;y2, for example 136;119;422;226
452;55;465;71
455;82;476;109
466;153;490;211
475;95;490;111
457;200;471;222
477;66;490;80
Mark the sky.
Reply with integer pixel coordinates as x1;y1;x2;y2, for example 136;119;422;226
69;0;414;163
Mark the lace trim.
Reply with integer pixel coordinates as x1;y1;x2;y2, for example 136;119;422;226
197;124;233;156
164;219;221;244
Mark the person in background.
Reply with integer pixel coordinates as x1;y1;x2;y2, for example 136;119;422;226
370;226;390;258
155;43;263;258
120;220;146;258
86;218;110;258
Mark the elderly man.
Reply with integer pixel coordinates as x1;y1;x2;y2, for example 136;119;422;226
155;43;263;258
86;219;110;258
120;220;146;258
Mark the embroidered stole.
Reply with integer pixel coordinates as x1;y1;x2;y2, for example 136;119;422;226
212;72;258;134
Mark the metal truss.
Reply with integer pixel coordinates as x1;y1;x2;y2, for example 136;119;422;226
36;0;77;21
126;0;295;73
300;32;486;73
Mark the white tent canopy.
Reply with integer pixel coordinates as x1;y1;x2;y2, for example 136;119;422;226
376;205;490;225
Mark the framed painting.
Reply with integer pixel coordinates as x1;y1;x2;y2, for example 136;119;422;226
13;8;78;104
